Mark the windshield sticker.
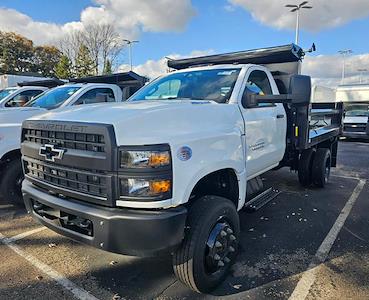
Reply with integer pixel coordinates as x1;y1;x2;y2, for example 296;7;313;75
217;70;238;76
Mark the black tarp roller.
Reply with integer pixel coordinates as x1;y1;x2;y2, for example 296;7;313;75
167;44;304;70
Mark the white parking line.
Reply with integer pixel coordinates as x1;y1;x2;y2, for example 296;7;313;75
0;233;100;300
7;227;47;243
331;174;362;180
0;204;15;209
289;179;366;300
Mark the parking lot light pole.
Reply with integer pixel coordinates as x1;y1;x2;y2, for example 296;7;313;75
338;49;353;84
358;68;368;84
285;1;313;45
123;39;139;71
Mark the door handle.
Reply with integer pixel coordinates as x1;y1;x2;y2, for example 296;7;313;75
276;114;285;119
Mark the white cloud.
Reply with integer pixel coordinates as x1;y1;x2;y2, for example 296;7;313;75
302;53;369;87
228;0;369;31
119;50;214;79
0;0;195;44
0;8;82;45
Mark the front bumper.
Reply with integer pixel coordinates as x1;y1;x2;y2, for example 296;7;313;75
342;130;369;139
22;180;187;257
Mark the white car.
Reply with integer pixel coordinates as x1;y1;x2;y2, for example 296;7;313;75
0;86;47;108
0;83;123;204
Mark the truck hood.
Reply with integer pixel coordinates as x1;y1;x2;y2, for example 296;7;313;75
27;100;244;145
344;116;369;124
0;107;47;125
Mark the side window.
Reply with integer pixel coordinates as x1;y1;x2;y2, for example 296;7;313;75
5;90;44;107
74;88;115;105
242;70;273;108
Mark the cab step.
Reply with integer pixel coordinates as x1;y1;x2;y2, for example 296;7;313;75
244;187;281;212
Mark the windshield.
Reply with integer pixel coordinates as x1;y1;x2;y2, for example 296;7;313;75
26;86;81;109
345;104;369;117
129;68;241;103
0;88;17;101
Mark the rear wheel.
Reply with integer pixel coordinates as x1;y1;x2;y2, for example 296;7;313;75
173;195;240;293
312;148;331;188
0;158;24;205
298;149;315;187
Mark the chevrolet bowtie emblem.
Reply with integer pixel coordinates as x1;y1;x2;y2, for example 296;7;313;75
39;144;65;162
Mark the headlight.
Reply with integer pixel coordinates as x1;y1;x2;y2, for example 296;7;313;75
120;145;171;169
118;144;172;201
120;177;172;200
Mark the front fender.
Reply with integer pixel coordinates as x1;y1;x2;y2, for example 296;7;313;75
171;131;246;210
0;124;22;161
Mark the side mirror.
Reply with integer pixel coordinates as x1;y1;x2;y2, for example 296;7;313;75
242;88;259;108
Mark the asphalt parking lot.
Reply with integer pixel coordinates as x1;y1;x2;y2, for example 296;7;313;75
0;140;368;300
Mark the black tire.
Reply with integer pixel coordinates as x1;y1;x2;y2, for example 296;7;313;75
312;148;331;188
298;149;315;187
0;158;24;205
173;195;240;293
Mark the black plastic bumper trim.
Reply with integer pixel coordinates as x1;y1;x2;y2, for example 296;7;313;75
22;180;187;257
342;131;369;139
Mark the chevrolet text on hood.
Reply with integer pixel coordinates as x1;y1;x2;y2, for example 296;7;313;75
26;121;88;133
20;44;343;293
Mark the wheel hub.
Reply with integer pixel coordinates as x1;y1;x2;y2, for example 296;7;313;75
205;221;237;273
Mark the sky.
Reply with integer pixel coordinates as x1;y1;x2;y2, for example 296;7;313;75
1;0;369;86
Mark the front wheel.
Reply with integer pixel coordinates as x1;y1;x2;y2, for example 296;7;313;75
173;195;240;293
0;158;24;205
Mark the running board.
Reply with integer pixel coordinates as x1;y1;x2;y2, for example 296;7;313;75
244;187;281;212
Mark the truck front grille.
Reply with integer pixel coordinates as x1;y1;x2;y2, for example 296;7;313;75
23;128;105;153
343;123;367;133
24;158;108;198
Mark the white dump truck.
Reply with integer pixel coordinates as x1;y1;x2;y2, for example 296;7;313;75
20;45;342;293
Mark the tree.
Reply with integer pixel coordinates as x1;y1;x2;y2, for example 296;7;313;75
74;45;95;77
55;55;72;79
32;46;62;77
103;59;112;75
0;31;34;73
58;24;124;75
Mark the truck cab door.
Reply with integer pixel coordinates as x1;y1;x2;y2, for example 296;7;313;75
239;67;287;178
